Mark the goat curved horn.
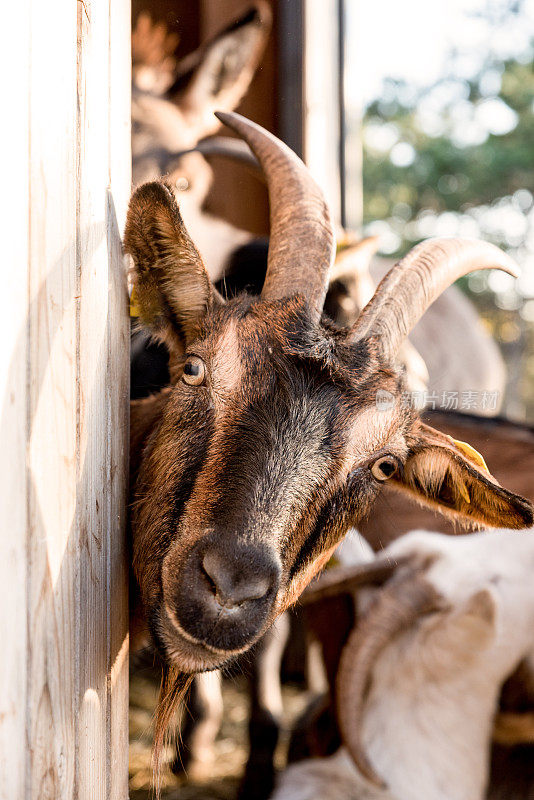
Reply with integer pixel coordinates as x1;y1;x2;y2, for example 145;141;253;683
336;570;443;787
348;238;519;357
195;136;262;174
215;111;335;321
158;136;263;176
299;557;408;605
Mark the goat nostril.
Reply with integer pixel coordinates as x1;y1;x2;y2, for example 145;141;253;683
202;550;226;598
242;577;271;602
201;562;218;595
201;549;273;608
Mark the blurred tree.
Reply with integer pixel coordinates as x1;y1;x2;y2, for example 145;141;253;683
363;49;534;249
360;16;534;420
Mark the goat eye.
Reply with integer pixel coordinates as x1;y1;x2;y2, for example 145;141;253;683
182;355;205;386
370;456;398;481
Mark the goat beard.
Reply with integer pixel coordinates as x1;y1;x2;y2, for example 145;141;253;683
152;666;194;798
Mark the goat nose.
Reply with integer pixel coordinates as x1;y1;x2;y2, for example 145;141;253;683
202;547;275;608
173;539;281;651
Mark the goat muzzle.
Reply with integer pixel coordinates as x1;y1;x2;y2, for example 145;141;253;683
170;536;281;654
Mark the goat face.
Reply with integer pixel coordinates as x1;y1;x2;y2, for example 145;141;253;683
126;116;533;674
132;294;413;670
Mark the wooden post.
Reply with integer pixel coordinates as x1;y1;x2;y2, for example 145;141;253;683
0;1;130;798
302;0;342;223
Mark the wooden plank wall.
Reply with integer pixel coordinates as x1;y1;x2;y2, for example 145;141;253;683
0;1;130;797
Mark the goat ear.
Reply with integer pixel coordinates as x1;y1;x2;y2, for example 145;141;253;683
131;13;180;95
325;236;379;325
170;3;271;139
424;589;496;670
393;421;534;529
124;181;217;354
331;235;380;288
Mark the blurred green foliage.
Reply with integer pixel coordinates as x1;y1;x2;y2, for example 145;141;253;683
363;52;534;244
361;26;534;420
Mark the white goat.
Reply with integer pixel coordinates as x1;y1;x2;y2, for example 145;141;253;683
273;529;534;800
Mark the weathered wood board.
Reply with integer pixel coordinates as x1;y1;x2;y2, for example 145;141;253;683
0;1;130;797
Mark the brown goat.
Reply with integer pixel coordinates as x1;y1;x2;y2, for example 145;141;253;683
166;411;534;798
126;113;533;688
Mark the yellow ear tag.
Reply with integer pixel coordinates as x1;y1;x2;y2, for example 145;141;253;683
451;438;489;473
129;285;141;318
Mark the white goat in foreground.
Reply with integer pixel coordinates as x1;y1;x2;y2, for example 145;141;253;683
272;529;534;800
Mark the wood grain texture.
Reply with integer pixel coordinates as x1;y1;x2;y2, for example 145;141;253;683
0;2;30;797
28;3;78;796
108;0;132;797
0;1;130;797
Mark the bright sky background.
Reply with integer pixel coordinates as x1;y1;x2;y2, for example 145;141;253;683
346;0;534;107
